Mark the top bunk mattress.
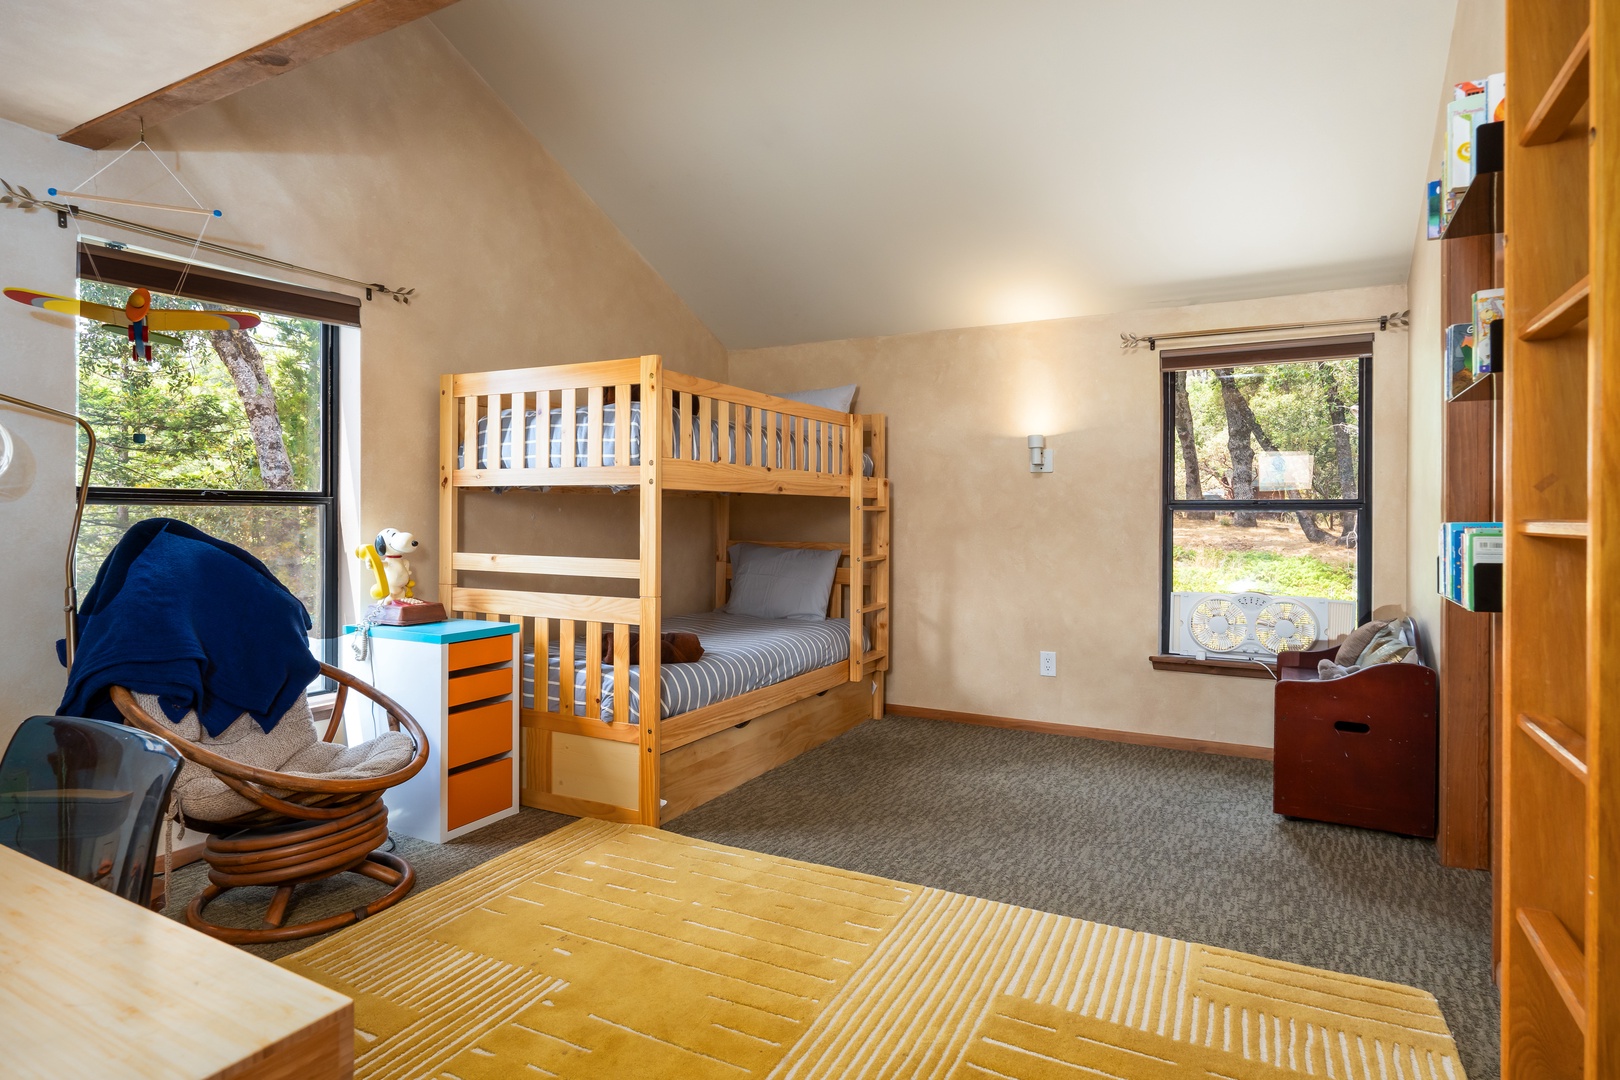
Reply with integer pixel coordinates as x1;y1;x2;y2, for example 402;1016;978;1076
461;402;873;475
522;610;852;724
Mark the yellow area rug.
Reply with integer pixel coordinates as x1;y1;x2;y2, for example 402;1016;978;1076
280;819;1467;1079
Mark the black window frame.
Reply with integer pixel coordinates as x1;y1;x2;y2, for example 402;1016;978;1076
77;292;344;669
1158;345;1374;656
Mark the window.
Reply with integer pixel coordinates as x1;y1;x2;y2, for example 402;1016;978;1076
1159;335;1372;665
72;245;358;668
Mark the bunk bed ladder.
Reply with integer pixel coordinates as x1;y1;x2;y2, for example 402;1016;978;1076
850;416;891;716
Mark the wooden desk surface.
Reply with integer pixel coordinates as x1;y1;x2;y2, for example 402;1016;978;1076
0;845;353;1079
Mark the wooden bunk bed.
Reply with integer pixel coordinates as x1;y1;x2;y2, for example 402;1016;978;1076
438;354;890;826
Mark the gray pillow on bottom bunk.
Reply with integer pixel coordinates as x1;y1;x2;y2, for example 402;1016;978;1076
725;542;841;621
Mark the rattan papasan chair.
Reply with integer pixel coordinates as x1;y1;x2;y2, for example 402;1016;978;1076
112;665;428;944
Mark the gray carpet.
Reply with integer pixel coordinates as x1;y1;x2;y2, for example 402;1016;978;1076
164;716;1498;1077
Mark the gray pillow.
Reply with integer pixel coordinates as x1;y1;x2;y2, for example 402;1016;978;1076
725;543;840;621
1335;619;1388;666
777;384;857;413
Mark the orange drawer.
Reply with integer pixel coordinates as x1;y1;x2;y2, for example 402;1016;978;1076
448;756;513;830
447;667;512;708
449;634;513;672
447;701;513;770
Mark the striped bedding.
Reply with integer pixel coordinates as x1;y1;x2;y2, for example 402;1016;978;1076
521;611;852;724
464;403;873;474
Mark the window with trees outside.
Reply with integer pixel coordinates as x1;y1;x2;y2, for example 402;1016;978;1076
74;253;345;669
1159;335;1372;664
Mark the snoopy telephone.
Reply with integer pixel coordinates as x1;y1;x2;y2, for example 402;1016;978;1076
355;528;447;626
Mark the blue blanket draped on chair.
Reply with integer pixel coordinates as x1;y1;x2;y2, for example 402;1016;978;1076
57;518;319;735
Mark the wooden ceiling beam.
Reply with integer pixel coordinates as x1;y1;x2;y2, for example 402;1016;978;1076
58;0;462;150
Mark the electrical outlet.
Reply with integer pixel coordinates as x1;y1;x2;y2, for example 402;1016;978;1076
1039;651;1057;677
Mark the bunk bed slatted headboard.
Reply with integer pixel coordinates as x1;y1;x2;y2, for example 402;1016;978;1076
448;359;646;488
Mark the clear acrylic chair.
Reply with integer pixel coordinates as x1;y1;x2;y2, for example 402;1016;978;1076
0;714;182;907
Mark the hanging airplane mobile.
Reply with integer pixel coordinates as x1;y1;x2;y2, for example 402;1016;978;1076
3;285;261;361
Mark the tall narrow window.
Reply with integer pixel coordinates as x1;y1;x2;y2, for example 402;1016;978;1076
73;244;359;668
1160;335;1372;664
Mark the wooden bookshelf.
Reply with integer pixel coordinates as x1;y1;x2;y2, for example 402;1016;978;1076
1443;169;1504;239
1437;202;1501;871
1500;0;1617;1073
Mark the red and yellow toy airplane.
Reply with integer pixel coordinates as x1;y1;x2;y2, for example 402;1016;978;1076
3;285;261;361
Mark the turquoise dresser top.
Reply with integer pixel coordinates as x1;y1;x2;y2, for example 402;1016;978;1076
343;619;520;644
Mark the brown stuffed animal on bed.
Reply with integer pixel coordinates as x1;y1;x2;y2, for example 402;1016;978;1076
600;631;704;665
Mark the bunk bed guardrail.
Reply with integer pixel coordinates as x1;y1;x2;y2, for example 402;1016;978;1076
442;359;863;495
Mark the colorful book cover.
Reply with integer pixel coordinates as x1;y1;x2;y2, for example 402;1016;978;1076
1446;96;1488;195
1445;322;1476;398
1473;289;1505;374
1463;529;1504;610
1486;72;1507;123
1445;522;1499;603
1427;180;1442;240
1439;523;1454;599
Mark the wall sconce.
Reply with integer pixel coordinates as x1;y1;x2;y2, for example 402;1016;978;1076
1028;434;1052;473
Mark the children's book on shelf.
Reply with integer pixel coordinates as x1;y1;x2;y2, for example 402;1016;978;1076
1427;180;1443;239
1455;74;1506;121
1462;528;1504;611
1444;95;1489;199
1473;289;1505;375
1486;73;1506;123
1440;522;1501;605
1445;322;1476;398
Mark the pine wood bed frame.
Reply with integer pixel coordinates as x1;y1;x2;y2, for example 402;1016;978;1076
439;355;890;825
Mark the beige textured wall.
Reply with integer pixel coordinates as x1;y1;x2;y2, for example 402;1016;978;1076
0;22;726;737
0;129;88;735
730;284;1409;748
1405;0;1505;662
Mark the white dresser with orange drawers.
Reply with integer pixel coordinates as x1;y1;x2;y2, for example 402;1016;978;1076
342;619;520;843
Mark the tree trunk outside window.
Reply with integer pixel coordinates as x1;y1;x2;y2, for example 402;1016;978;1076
207;329;294;491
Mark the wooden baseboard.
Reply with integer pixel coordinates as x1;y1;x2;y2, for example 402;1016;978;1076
886;703;1274;761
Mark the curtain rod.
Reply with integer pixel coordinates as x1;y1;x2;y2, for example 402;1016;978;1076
0;177;415;304
1120;310;1408;351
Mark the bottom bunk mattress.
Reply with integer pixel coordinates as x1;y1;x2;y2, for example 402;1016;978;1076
522;611;852;724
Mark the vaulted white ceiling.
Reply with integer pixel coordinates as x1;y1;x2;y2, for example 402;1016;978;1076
435;0;1459;348
0;1;341;134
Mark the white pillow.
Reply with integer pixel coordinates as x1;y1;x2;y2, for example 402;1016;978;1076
725;543;841;621
776;384;857;413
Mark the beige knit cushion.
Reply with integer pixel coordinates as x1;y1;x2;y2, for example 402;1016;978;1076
135;692;415;822
1334;619;1389;666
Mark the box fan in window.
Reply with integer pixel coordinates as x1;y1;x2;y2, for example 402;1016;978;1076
1174;592;1328;662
